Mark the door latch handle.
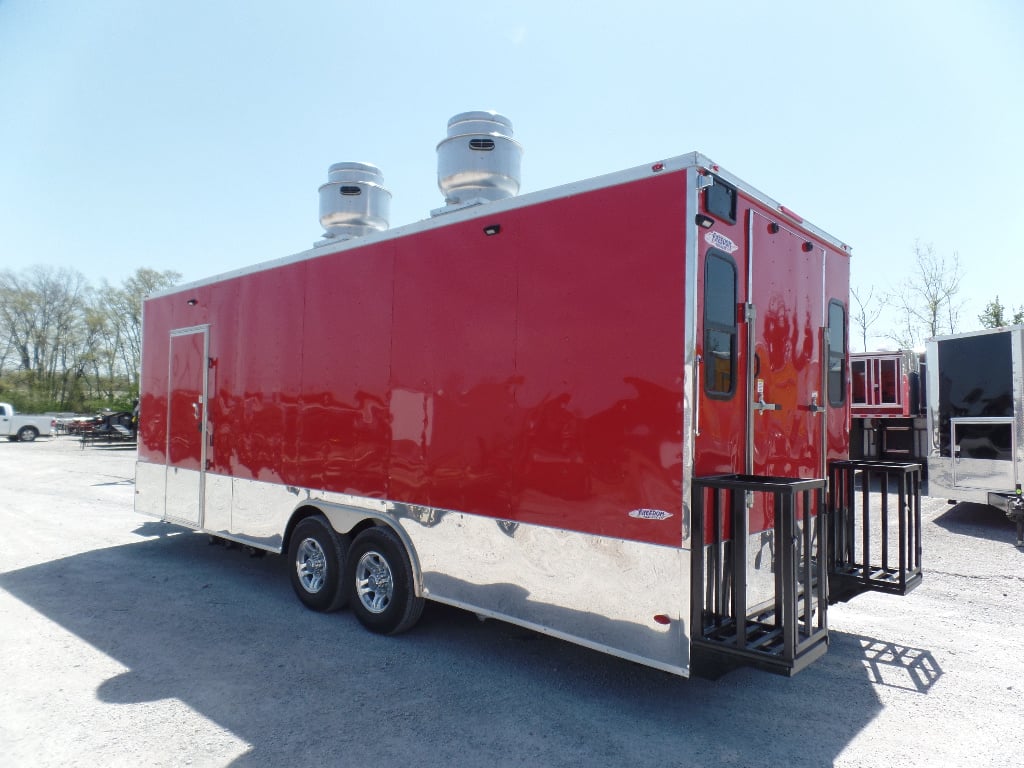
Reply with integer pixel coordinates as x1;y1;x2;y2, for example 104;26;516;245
754;396;781;413
753;377;779;413
806;391;826;413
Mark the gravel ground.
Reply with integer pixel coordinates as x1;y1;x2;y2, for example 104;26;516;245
1;437;1022;767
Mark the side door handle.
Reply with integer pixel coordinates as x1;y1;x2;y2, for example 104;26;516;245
805;391;826;413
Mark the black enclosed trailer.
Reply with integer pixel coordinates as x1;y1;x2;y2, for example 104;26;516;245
926;326;1024;545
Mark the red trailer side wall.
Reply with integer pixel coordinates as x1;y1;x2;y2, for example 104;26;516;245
139;171;689;546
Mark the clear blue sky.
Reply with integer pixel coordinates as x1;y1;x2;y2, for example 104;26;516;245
2;1;1021;350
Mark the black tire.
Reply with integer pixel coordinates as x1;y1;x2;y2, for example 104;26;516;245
17;426;38;442
346;526;424;635
287;516;350;612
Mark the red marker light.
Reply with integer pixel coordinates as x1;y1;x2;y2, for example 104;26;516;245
653;614;671;625
651;162;665;172
779;205;804;223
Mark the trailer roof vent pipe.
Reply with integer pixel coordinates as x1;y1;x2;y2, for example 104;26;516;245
316;161;391;247
433;111;522;216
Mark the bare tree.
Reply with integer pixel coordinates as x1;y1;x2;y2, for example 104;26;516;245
0;265;183;411
101;268;182;388
79;302;116;406
887;241;963;348
0;271;38;372
0;266;94;408
850;284;880;352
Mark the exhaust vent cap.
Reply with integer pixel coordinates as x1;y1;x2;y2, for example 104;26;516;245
317;161;391;244
436;111;522;210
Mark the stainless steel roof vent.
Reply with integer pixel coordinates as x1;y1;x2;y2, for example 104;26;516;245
317;162;391;245
434;111;522;215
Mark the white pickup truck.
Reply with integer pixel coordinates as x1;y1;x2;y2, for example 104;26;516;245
0;402;54;442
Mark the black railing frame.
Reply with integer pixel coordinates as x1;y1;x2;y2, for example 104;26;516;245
691;474;829;677
827;460;923;602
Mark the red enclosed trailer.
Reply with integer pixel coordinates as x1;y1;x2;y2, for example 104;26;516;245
849;350;928;467
136;113;921;677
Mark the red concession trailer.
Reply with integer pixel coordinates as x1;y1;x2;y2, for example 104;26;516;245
136;112;922;677
849;350;928;467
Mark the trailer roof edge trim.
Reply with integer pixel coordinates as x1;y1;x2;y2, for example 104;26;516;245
149;150;851;300
927;324;1024;343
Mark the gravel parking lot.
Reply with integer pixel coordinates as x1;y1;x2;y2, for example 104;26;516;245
1;437;1022;767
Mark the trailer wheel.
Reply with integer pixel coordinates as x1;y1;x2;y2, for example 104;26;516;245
347;526;424;635
288;516;349;612
17;426;39;442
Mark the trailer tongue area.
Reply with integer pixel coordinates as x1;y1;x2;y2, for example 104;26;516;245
989;485;1024;547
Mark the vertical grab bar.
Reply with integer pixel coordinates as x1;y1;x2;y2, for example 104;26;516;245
694;354;702;436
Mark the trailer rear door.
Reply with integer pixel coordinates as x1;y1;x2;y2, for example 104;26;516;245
951;417;1016;491
934;330;1019;496
692;208;841;486
747;212;830;483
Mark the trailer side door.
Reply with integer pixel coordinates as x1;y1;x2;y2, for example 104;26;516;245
165;326;209;526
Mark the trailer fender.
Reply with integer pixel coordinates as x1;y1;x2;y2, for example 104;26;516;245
298;501;425;597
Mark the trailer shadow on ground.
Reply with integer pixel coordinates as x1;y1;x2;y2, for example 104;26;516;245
933;501;1020;546
0;527;931;767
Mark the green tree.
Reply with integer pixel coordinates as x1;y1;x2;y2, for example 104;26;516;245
978;295;1024;328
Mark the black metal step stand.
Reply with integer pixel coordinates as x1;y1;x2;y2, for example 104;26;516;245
827;460;923;602
690;475;829;677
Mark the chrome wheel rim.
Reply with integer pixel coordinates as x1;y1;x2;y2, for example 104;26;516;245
355;551;393;614
295;537;327;593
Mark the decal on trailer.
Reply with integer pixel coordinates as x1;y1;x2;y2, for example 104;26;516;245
628;508;674;521
704;230;738;254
